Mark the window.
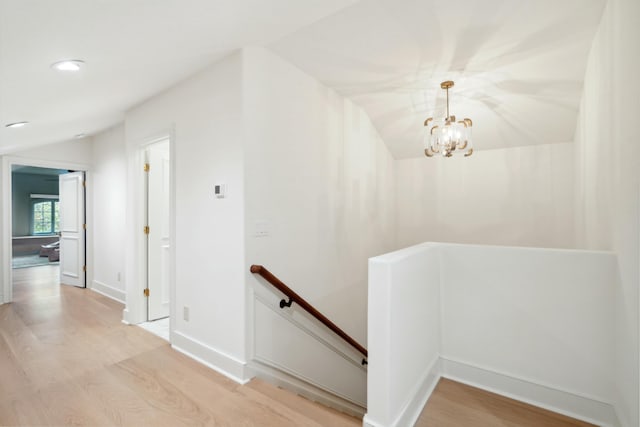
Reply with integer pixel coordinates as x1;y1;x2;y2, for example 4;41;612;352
32;199;59;235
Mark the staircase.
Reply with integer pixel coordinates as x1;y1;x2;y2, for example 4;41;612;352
249;265;367;417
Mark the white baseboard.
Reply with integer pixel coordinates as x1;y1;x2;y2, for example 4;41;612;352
363;356;441;427
91;280;125;303
365;356;621;427
393;356;441;427
441;357;621;427
122;308;131;325
171;330;250;385
251;360;366;418
611;388;630;427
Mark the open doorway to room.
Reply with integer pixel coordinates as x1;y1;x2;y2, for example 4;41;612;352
10;166;67;302
4;162;88;304
10;166;65;272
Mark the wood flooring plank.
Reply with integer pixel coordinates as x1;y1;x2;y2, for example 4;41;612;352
415;378;597;427
75;368;174;427
4;265;595;427
111;348;315;427
35;377;115;426
0;387;53;426
0;333;32;396
107;355;220;426
245;379;359;427
0;302;46;362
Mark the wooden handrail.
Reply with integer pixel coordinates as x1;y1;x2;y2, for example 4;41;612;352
250;264;368;360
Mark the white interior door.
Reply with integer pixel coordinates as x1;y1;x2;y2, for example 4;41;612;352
59;171;85;287
147;140;171;320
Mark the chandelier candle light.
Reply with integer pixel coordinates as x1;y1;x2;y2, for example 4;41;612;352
424;81;473;157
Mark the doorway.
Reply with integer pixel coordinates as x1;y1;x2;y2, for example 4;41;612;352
145;138;171;323
10;166;65;272
2;159;89;304
128;135;174;340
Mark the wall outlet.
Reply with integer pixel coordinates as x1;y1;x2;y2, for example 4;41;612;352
183;306;190;322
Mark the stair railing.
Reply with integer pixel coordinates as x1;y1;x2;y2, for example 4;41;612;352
250;264;368;366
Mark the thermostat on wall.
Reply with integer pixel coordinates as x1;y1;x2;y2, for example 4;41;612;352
214;183;226;198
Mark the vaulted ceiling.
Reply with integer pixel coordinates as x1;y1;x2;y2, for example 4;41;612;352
0;0;605;158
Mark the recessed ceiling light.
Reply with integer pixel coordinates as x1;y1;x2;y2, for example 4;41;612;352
5;121;29;128
51;59;85;72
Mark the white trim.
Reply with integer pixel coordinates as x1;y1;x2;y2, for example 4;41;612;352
251;286;366;407
392;356;441;427
253;294;367;406
250;360;365;418
613;390;630;427
254;293;365;370
364;355;621;427
91;280;126;304
363;356;441;427
122;308;131;325
440;357;621;427
362;419;385;427
171;330;250;385
442;355;612;405
124;130;175;331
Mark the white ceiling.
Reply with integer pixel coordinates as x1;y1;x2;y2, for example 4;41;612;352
0;0;605;159
270;0;606;158
0;0;356;154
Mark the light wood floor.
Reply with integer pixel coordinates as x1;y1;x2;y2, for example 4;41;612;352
1;266;359;426
3;266;597;427
415;378;596;427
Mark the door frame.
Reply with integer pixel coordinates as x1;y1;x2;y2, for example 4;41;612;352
1;156;91;304
123;132;175;334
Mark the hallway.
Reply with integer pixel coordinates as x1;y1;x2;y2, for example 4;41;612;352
0;266;358;426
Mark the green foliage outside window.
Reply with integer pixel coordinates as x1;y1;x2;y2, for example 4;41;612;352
32;200;59;234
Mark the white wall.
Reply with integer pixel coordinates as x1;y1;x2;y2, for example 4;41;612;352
573;0;640;425
366;242;620;427
243;47;396;348
8;139;93;165
396;142;574;249
91;124;127;302
365;243;441;427
440;244;617;425
125;51;248;380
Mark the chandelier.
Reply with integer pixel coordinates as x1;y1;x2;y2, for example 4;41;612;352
424;81;473;157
